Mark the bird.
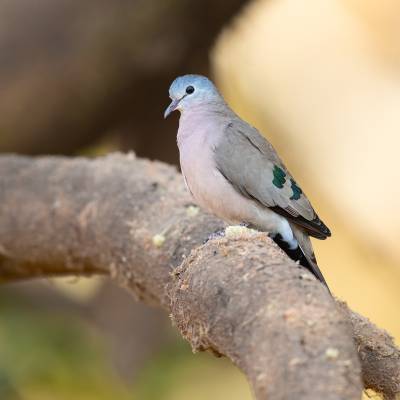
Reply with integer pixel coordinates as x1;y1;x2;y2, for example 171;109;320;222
164;74;331;290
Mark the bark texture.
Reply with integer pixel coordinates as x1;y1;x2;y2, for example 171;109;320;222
0;154;399;399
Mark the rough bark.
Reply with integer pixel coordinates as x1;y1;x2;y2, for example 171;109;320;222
0;153;399;399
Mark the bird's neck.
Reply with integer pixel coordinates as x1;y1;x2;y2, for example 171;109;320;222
179;101;233;127
177;104;231;149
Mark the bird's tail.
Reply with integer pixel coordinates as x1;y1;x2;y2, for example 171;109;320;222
273;223;330;292
290;223;330;292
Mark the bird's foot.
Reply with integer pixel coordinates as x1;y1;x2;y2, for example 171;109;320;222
203;228;226;244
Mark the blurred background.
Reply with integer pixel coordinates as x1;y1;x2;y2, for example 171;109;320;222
0;0;399;398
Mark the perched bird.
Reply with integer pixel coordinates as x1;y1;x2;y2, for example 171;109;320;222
164;74;331;289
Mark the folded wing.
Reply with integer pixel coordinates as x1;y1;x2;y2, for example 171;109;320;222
214;119;331;239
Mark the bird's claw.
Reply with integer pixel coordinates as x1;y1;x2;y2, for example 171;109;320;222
203;228;226;244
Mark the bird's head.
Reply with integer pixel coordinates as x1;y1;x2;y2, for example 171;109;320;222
164;74;220;118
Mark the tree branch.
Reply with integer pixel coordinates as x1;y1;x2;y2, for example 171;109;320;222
0;154;398;399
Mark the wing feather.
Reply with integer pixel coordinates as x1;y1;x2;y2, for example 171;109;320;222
214;119;331;239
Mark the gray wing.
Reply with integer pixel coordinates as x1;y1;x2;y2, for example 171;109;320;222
214;119;331;239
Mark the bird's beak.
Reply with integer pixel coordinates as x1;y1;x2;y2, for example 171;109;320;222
164;98;180;119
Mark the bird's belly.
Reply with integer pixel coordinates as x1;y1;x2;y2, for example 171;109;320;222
181;157;288;237
183;164;242;223
178;123;232;219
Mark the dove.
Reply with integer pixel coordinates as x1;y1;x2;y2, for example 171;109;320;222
164;74;331;289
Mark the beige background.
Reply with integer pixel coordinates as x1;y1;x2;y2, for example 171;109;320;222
213;0;400;342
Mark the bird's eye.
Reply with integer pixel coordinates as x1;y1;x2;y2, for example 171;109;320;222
185;85;195;95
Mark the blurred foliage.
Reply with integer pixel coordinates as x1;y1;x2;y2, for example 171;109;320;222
134;343;251;400
0;290;252;400
0;293;131;400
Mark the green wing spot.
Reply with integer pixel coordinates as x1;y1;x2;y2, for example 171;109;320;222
272;165;286;189
290;179;302;200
